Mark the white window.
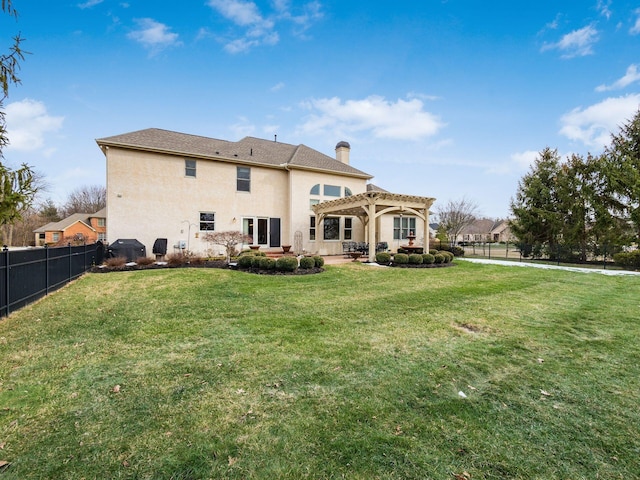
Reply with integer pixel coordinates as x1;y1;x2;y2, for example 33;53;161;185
393;217;416;240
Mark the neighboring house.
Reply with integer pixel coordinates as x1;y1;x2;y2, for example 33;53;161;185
34;208;107;246
457;218;513;244
96;128;435;260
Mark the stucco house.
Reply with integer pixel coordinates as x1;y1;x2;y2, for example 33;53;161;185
96;128;435;261
33;208;107;246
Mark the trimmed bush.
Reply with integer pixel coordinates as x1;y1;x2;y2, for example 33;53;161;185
422;253;435;264
299;256;316;269
259;257;276;270
408;253;423;264
276;256;298;272
429;249;438;255
433;253;445;264
251;255;263;268
376;252;391;265
438;251;454;263
393;253;409;265
313;256;325;268
237;255;255;269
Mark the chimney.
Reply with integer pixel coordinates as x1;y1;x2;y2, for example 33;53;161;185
335;141;351;164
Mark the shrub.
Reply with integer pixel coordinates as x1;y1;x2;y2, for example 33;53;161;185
276;256;298;272
299;256;316;269
434;253;445;264
438;251;454;263
440;245;465;257
167;252;190;266
429;249;438;255
408;253;423;264
313;256;325;268
393;253;409;265
105;256;127;268
251;255;263;268
237;255;255;269
376;252;391;265
422;253;435;264
136;256;155;266
190;255;206;265
614;250;640;269
259;257;276;270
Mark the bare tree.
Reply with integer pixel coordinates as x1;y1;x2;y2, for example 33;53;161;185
435;197;480;245
63;185;106;216
202;230;251;262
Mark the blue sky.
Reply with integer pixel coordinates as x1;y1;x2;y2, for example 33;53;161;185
2;0;640;218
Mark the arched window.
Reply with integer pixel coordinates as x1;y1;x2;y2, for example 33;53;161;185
344;187;352;197
310;184;320;195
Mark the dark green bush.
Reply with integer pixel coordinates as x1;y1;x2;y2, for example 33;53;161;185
422;253;435;264
393;253;409;265
251;255;263;268
259;257;276;270
613;250;640;269
313;256;325;267
408;253;423;264
276;256;298;272
237;255;254;269
438;251;454;263
376;252;391;264
299;256;316;269
439;245;464;256
429;249;438;255
434;253;445;264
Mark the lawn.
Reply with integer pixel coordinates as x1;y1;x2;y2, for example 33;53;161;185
1;261;639;479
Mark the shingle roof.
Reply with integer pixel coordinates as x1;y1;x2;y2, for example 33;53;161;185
33;213;95;233
96;128;372;178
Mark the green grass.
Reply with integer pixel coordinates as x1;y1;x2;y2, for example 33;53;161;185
1;262;640;479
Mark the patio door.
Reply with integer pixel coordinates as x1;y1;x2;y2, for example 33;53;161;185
243;217;270;246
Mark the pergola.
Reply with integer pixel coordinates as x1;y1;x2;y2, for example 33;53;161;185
312;191;436;262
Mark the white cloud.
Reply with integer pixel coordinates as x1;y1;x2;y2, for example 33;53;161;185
630;8;640;35
206;0;322;53
270;82;285;92
485;150;539;175
78;0;104;8
597;0;612;20
596;64;640;91
5;99;64;152
127;18;181;54
559;94;640;147
298;95;445;141
541;25;599;58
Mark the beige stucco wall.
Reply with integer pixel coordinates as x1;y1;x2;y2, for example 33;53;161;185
106;147;290;256
287;168;368;255
105;147;372;257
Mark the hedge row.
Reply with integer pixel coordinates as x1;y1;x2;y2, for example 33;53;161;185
375;250;454;267
236;254;324;272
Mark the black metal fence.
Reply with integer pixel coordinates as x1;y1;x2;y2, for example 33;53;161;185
459;242;625;270
0;243;103;318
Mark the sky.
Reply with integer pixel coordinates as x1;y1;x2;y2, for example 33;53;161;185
1;0;640;219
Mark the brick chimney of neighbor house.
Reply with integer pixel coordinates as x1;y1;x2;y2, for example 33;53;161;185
335;141;351;164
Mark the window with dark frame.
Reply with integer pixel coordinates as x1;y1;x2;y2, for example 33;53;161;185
344;217;353;240
324;217;340;240
237;166;250;192
200;212;215;231
185;159;196;177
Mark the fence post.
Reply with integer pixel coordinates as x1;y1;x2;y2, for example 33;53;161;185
488;242;491;260
68;242;72;283
45;244;50;295
603;244;607;270
2;245;8;317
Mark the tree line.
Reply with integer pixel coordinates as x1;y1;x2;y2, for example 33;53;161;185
510;109;640;261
